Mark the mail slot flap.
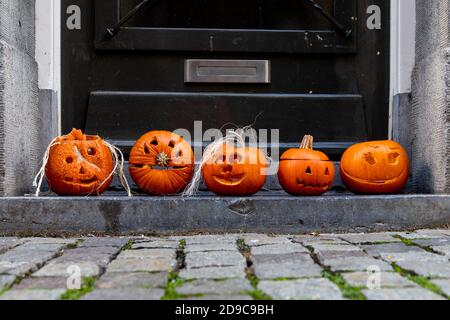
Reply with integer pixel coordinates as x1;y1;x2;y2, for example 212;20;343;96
185;60;271;84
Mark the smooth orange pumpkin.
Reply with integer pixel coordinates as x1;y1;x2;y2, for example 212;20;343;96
278;135;335;196
340;140;409;194
202;143;268;196
45;129;114;196
129;131;194;195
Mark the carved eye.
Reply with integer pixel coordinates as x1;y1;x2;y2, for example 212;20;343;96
388;152;400;164
65;157;74;164
230;153;242;163
151;138;158;146
364;153;377;165
306;166;312;174
169;140;176;148
87;148;96;156
325;167;330;176
216;155;227;164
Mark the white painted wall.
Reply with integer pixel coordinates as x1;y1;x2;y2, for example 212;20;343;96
391;0;416;95
35;0;61;133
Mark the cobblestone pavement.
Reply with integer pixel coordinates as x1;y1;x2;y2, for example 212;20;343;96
1;229;450;300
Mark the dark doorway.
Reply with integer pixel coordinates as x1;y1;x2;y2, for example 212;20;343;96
61;0;390;157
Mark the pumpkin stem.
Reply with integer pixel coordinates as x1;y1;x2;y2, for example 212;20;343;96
300;135;314;150
156;152;170;167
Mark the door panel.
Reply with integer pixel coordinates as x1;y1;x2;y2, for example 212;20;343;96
61;0;390;158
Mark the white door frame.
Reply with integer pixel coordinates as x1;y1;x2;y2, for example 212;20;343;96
36;0;416;137
390;0;416;138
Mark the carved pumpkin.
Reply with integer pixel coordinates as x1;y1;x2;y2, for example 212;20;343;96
278;135;335;196
340;140;409;194
129;131;194;195
202;143;268;196
45;129;114;196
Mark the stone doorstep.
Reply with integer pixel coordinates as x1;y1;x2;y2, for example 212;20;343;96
0;195;449;236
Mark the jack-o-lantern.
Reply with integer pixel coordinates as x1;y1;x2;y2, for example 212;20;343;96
129;131;194;195
340;140;409;194
45;129;114;196
202;143;268;196
278;135;335;196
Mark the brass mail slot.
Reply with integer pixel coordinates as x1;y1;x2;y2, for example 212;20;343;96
185;59;271;83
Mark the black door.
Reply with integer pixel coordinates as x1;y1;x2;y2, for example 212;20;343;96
61;0;390;158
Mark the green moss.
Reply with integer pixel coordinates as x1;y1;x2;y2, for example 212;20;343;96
248;289;272;300
393;235;441;255
66;242;80;250
162;272;185;300
121;239;134;251
236;239;273;300
0;275;26;297
247;273;259;288
61;277;96;300
236;239;251;255
391;263;448;298
272;277;303;282
179;239;187;249
322;270;366;300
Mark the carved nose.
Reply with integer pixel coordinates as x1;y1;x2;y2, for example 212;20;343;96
79;166;86;174
222;165;233;173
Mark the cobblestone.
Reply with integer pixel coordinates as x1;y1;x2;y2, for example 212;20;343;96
259;279;343;300
183;295;253;300
252;253;322;279
185;243;237;253
185;251;245;269
431;245;450;257
0;289;65;300
132;240;179;250
81;288;164;300
0;231;449;300
0;275;15;290
108;258;175;273
0;238;24;254
183;235;238;245
362;243;423;256
342;272;417;289
339;233;401;244
321;257;393;272
430;279;450;297
14;277;68;290
33;261;102;278
179;266;246;280
96;272;167;289
242;234;291;247
177;279;252;296
251;243;309;255
362;288;445;300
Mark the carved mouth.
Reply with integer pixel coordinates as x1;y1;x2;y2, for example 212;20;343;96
65;176;99;186
341;169;407;185
296;179;331;190
213;173;245;186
